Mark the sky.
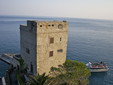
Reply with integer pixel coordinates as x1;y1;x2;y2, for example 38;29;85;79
0;0;113;20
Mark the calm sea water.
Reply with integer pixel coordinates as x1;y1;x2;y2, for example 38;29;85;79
0;16;113;85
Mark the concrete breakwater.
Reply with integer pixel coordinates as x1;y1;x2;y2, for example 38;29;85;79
0;54;19;66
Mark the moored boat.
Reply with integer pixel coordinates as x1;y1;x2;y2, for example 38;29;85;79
86;62;109;72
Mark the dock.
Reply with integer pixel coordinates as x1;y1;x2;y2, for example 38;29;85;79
0;77;6;85
0;54;19;67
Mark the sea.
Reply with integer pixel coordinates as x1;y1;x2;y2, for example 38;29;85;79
0;16;113;85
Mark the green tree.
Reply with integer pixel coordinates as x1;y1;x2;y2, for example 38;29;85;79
29;73;49;85
16;58;28;85
49;60;91;85
16;58;28;73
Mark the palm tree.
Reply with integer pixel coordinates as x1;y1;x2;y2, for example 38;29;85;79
29;73;49;85
16;58;28;85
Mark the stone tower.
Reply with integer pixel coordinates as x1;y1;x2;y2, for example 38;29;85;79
20;20;68;74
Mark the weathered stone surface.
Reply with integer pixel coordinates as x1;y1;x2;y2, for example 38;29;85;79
20;20;68;75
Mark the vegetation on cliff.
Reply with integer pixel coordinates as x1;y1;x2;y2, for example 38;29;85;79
29;73;49;85
29;60;90;85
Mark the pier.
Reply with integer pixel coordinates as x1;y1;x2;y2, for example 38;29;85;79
0;54;19;66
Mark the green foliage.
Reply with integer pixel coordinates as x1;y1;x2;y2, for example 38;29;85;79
16;58;28;73
16;72;24;85
49;60;91;85
18;58;25;71
16;58;28;85
29;73;49;85
17;59;90;85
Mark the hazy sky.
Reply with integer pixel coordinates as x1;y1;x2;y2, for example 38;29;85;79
0;0;113;20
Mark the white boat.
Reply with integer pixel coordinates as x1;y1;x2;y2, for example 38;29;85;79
86;62;109;72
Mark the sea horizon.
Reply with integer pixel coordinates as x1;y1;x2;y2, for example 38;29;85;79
0;15;113;22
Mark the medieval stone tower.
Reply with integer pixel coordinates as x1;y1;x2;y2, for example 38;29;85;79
20;20;68;74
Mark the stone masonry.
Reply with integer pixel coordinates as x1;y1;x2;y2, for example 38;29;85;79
20;20;68;75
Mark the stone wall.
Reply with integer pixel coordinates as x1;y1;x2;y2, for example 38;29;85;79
36;21;68;74
20;20;68;75
20;23;37;74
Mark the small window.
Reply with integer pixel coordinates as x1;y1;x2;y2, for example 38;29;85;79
57;49;63;52
58;24;63;29
49;51;53;57
50;37;54;44
26;48;30;54
40;25;42;27
30;62;33;73
60;37;62;41
30;22;35;31
52;24;54;27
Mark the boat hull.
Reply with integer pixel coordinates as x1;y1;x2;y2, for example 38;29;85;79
89;68;109;72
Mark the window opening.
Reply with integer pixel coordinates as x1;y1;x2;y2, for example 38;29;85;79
26;48;30;54
50;38;54;44
57;49;63;52
49;51;53;57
